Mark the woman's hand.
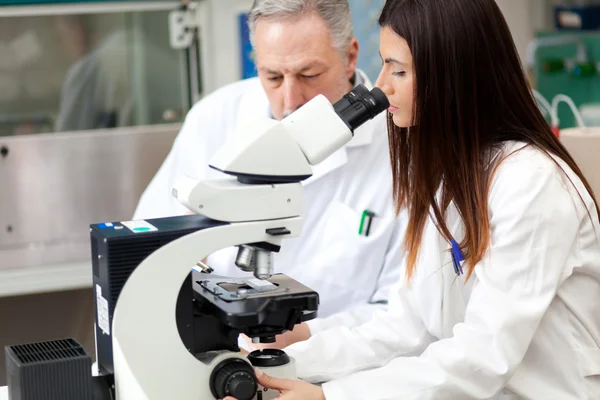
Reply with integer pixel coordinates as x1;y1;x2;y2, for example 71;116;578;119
243;322;311;351
223;368;325;400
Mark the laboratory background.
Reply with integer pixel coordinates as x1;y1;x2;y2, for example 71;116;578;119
0;0;598;390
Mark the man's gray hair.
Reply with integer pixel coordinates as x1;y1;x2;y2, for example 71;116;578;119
248;0;354;55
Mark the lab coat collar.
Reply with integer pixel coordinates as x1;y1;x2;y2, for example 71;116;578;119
234;69;376;186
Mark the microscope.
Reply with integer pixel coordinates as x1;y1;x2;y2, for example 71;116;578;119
4;85;388;400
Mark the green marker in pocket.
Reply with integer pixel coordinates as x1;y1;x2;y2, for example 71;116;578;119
358;210;376;237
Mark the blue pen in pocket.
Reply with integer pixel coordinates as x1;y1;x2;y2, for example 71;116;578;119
450;239;464;275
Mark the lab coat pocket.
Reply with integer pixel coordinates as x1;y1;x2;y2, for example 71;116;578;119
575;347;600;377
575;347;600;397
317;201;395;287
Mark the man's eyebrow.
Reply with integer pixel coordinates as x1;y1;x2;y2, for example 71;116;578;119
259;67;281;75
259;62;325;75
298;62;324;73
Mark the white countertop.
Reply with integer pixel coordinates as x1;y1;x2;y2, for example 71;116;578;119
0;261;92;298
0;364;99;399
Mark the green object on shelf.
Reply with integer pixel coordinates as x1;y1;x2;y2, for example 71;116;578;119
571;62;597;77
535;31;600;129
542;58;565;73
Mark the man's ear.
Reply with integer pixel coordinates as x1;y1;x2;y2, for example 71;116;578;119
346;37;359;79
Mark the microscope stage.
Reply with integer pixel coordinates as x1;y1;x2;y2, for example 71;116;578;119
191;273;319;332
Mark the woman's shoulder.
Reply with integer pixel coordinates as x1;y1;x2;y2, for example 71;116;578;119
489;141;595;218
492;141;573;185
495;141;557;171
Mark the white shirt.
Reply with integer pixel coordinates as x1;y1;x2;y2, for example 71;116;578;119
286;142;600;399
133;70;407;334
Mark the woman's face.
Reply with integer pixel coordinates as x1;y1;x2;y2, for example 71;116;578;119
375;27;415;128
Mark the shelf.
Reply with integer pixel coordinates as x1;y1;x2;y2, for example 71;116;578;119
0;261;92;298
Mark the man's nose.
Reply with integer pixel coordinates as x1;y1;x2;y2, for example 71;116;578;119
282;79;306;112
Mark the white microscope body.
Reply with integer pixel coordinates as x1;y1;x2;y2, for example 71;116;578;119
111;86;389;399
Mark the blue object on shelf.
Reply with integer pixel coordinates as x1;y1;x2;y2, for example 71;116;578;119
554;5;600;31
238;12;257;80
349;0;386;83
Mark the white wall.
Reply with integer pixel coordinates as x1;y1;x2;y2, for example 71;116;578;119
204;0;254;92
495;0;554;64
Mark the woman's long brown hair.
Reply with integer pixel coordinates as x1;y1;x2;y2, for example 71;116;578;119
379;0;599;279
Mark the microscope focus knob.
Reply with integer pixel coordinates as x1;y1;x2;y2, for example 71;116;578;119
211;359;257;400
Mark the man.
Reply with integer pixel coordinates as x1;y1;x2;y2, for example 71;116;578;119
134;0;406;346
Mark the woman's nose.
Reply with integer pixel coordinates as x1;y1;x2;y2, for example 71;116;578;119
374;70;391;96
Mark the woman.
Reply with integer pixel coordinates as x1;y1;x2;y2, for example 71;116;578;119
228;0;600;398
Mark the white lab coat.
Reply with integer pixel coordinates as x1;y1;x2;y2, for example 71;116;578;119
133;70;407;335
286;142;600;399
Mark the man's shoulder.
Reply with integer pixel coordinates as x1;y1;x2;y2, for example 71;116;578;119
188;77;264;117
173;78;266;154
209;77;264;100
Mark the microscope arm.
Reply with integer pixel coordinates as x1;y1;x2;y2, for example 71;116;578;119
112;217;302;399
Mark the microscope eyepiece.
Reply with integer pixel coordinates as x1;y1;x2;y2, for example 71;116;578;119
333;84;390;132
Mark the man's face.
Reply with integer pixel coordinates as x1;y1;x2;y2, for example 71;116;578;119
254;13;358;120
